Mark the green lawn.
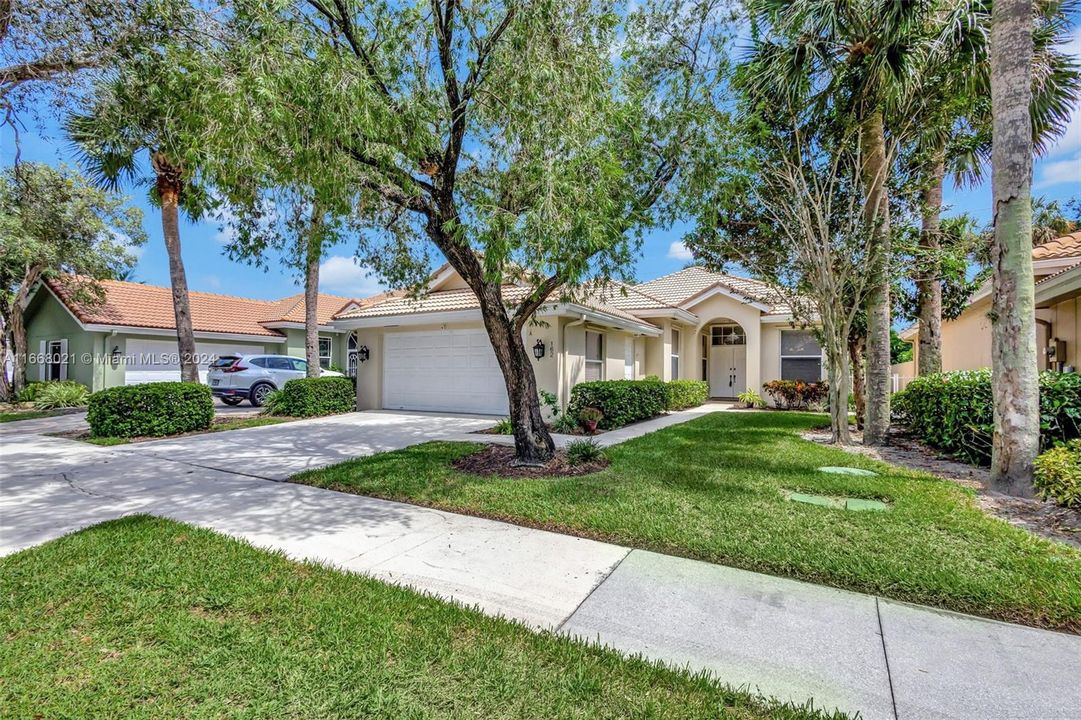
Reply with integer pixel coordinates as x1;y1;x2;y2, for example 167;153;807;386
0;517;841;720
294;411;1081;632
0;409;62;423
83;415;293;445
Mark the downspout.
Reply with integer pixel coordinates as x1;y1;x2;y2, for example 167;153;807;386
561;314;587;410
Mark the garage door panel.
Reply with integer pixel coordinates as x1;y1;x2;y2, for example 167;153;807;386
124;338;261;385
383;329;507;415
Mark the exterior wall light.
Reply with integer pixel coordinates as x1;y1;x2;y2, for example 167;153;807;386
533;339;546;360
358;345;370;363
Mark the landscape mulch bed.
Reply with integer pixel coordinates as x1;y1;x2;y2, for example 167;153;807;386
452;444;608;478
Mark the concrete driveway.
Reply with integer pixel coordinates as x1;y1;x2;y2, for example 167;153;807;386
117;410;494;479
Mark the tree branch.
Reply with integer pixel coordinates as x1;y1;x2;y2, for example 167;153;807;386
304;0;397;109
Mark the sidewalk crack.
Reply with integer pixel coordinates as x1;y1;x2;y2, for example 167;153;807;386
876;596;900;720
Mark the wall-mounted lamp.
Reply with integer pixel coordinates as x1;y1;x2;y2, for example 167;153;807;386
358;345;370;363
110;345;121;362
533;339;546;360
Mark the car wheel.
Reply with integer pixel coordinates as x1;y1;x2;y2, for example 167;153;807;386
220;397;243;406
249;383;274;407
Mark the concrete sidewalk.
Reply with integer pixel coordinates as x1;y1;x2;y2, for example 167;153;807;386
2;415;1078;720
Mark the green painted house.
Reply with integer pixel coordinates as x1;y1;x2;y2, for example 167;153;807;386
25;277;367;391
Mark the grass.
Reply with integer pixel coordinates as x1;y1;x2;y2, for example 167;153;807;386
82;415;293;445
0;409;62;423
0;516;843;720
293;411;1081;632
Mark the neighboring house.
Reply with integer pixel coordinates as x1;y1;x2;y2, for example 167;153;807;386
24;278;366;390
336;264;822;415
898;231;1081;378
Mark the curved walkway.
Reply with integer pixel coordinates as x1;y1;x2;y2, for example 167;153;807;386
2;409;1078;720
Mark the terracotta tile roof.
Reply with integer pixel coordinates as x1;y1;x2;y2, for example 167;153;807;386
1032;232;1081;261
633;266;790;314
583;280;680;311
263;292;359;325
336;282;656;329
45;277;361;338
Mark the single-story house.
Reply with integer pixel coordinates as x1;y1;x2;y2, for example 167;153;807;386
336;264;823;415
898;232;1081;378
24;278;366;389
25;265;824;413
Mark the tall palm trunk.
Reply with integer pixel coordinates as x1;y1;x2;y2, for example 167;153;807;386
304;208;322;378
152;152;198;384
989;0;1039;495
916;156;945;375
860;111;892;445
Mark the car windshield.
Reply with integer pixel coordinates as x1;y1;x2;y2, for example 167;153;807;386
210;356;239;368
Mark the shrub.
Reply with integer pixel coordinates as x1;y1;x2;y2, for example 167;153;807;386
1033;440;1080;508
737;389;765;409
569;379;666;429
88;382;213;438
15;382;45;403
565;438;605;465
492;417;514;434
893;369;1081;466
33;381;90;409
267;376;355;418
762;380;829;410
665;380;709;410
552;413;578;434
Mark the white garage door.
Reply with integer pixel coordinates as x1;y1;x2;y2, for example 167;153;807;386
383;329;508;415
124;338;262;384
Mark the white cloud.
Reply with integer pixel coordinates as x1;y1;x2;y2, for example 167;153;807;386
213;206;237;245
667;240;694;261
318;255;386;296
1035;151;1081;188
110;228;143;259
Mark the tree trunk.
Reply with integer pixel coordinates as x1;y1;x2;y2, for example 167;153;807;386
153;153;198;384
825;341;851;444
860;110;892;446
916;156;945;376
304;210;322;378
10;266;43;394
848;332;866;431
989;0;1039;495
0;330;11;401
435;237;555;464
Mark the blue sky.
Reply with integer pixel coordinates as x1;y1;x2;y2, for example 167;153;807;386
4;24;1079;302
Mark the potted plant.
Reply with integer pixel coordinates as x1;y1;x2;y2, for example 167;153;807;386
579;406;603;434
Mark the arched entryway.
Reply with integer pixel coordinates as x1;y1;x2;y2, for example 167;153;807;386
703;321;747;398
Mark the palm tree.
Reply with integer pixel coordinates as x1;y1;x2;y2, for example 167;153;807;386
987;0;1041;494
742;0;940;445
903;1;1079;376
67;59;208;383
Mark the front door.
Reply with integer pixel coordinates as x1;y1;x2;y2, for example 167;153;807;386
709;344;746;397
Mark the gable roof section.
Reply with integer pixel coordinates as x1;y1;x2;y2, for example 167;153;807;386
44;277;360;338
1032;232;1081;261
634;266;789;315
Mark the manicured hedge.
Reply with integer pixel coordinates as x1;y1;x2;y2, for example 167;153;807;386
893;369;1081;466
1033;440;1080;508
569;379;667;430
665;380;709;410
88;382;213;438
269;376;355;418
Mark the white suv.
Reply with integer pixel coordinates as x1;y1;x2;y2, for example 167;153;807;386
207;354;343;407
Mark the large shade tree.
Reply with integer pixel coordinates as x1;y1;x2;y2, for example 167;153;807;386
204;0;734;463
0;162;145;398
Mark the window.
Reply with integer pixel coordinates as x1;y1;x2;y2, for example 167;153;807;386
584;331;604;381
670;328;681;379
624;338;634;380
266;356;293;370
45;340;66;381
290;358;309;373
711;325;745;345
701;334;708;380
318;337;333;369
249;357;267;368
780;330;822;382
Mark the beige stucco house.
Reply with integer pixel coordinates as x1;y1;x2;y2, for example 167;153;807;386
336;265;823;415
25;265;823;414
898;232;1081;380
